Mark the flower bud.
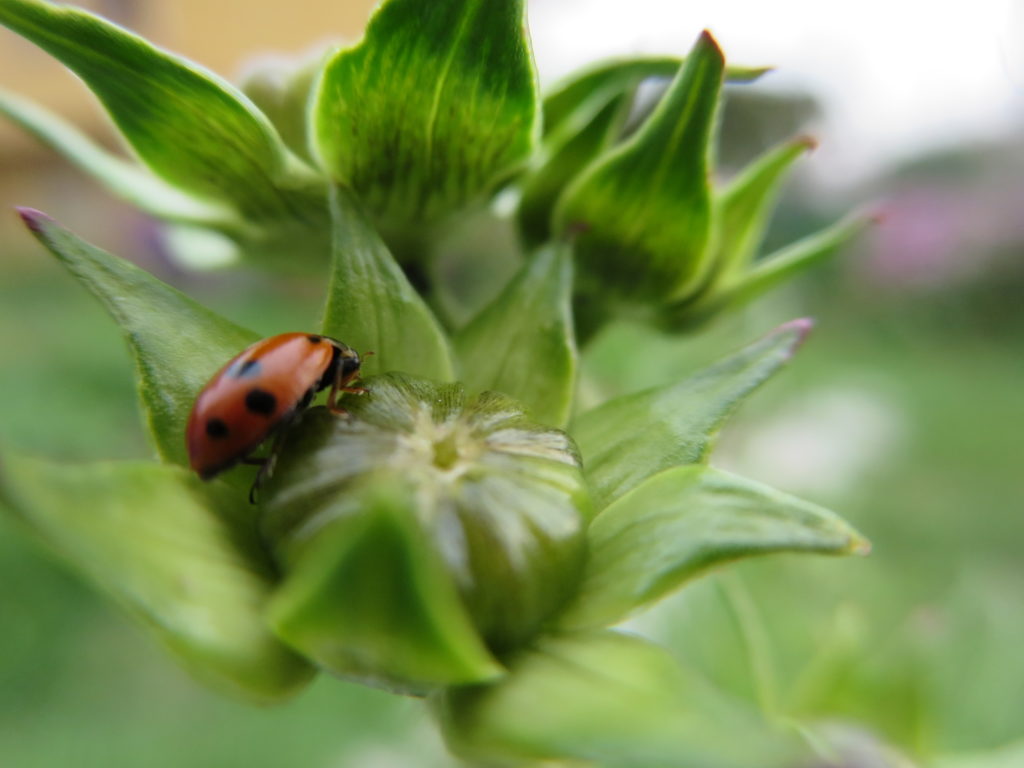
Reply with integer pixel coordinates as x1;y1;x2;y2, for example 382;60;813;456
261;373;590;693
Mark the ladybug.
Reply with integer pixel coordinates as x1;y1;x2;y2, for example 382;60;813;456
186;333;366;486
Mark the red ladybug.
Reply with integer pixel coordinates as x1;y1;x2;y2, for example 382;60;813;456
186;333;365;483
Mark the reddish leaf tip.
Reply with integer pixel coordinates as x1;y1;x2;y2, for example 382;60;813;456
15;207;52;234
778;317;815;351
866;206;887;226
850;536;872;556
795;134;819;152
696;29;725;59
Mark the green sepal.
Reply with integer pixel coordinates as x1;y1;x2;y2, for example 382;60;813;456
260;374;588;656
712;135;817;284
561;466;870;630
0;0;307;215
573;319;811;509
723;212;875;306
19;210;258;466
436;630;802;767
454;245;576;426
518;89;631;248
239;50;325;165
555;31;725;303
0;87;235;227
321;185;454;381
267;480;504;694
314;0;539;236
542;55;768;141
0;454;314;702
667;213;874;330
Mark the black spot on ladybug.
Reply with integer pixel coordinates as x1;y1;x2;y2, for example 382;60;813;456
245;388;277;416
205;418;230;439
230;359;262;378
307;335;322;344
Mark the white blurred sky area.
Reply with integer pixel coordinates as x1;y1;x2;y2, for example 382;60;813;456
529;0;1024;185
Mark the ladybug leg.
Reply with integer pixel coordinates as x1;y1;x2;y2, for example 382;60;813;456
340;357;370;394
248;452;281;504
326;381;349;414
247;426;290;504
327;364;368;413
248;474;264;505
240;457;269;502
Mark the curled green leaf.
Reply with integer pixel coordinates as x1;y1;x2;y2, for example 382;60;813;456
314;0;539;237
561;466;870;629
0;87;235;227
556;31;725;303
454;245;576;426
573;319;812;509
0;454;313;702
321;185;454;381
0;0;308;214
19;210;259;466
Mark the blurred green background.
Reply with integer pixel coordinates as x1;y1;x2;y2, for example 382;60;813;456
1;1;1022;766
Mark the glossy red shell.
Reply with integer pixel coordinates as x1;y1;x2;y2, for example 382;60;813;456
186;333;341;479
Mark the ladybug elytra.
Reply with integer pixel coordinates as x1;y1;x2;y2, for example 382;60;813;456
186;333;365;484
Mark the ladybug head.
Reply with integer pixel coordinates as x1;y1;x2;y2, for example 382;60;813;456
340;349;361;378
328;340;362;382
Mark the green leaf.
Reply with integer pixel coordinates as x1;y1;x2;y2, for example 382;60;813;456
437;630;802;767
573;319;811;509
667;214;873;330
561;466;869;629
261;374;589;656
19;210;258;466
314;0;539;232
454;245;576;426
267;481;503;694
555;31;725;303
713;135;817;283
0;87;235;227
542;55;768;141
726;212;875;305
517;89;631;247
321;185;454;380
0;0;306;214
0;454;314;702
